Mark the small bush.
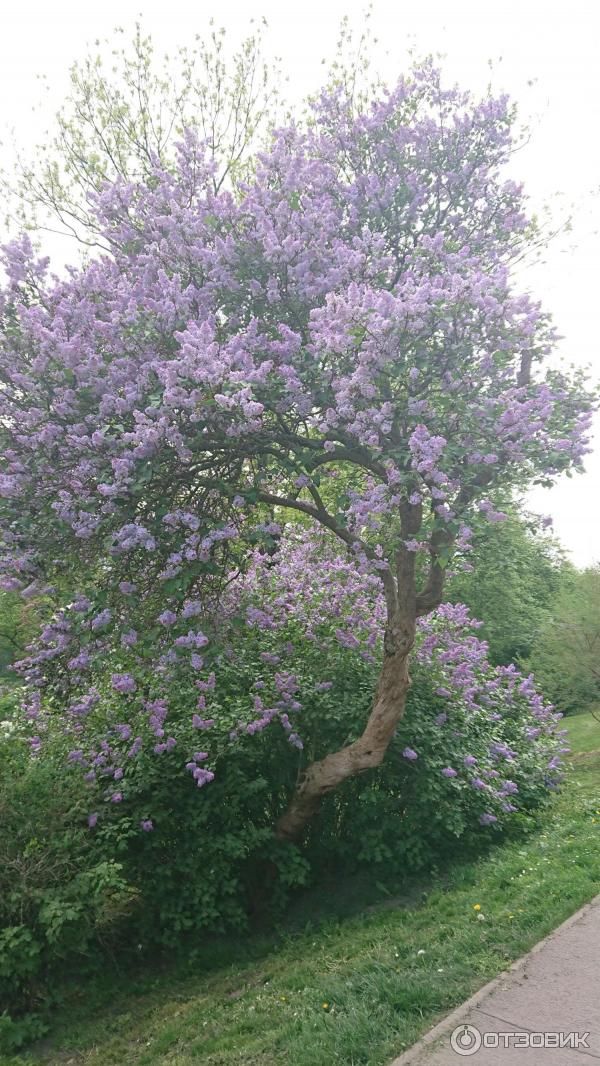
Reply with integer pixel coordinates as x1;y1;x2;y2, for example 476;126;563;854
0;717;136;1049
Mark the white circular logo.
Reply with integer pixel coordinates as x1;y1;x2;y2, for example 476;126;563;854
450;1024;482;1056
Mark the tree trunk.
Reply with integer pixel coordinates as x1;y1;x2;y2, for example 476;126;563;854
275;614;415;842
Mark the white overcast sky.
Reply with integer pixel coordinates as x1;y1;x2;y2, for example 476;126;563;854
1;0;599;565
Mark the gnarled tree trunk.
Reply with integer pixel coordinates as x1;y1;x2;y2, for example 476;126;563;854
275;611;415;842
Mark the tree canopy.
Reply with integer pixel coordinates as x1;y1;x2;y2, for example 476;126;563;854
0;58;595;838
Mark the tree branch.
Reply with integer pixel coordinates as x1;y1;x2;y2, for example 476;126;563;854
257;490;398;616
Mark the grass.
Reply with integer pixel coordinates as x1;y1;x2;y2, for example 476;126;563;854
8;724;600;1066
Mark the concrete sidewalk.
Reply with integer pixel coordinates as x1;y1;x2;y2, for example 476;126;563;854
390;894;600;1065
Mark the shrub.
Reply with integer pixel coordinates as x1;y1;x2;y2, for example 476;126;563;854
0;713;136;1049
0;540;566;1043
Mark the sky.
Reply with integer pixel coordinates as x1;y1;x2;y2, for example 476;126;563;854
1;0;599;564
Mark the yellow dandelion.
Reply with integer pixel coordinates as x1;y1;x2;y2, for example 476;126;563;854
322;1002;330;1010
473;904;481;911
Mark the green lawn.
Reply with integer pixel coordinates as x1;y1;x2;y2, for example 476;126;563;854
10;732;600;1066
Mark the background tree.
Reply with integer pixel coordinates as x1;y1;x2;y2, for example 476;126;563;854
0;58;595;843
527;565;600;714
447;509;565;665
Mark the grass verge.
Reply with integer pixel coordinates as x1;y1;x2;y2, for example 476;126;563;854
8;715;600;1066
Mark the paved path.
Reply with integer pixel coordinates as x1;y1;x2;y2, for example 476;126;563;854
390;894;600;1066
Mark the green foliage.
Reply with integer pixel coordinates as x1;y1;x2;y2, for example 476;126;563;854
90;744;311;948
0;591;38;679
447;511;564;665
0;722;136;1050
0;669;310;1047
453;516;600;716
527;565;600;712
0;1010;48;1056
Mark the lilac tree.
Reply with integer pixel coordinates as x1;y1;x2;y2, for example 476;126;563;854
0;63;594;840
